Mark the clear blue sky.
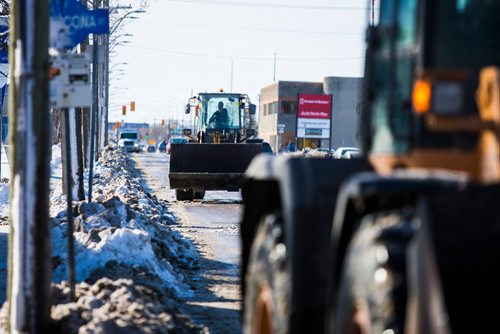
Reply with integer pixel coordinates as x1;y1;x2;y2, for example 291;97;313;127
108;0;371;124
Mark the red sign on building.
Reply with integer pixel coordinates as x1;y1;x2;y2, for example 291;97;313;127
296;94;332;139
297;94;332;119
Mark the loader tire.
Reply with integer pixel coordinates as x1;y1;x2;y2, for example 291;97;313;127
194;190;205;200
333;209;415;334
243;213;289;334
175;188;194;201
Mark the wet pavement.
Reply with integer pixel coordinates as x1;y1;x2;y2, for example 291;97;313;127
133;151;243;334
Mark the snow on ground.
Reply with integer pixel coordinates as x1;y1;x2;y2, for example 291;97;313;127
284;147;330;158
47;144;204;333
1;143;204;333
51;143;63;177
0;182;7;221
0;144;10;221
50;146;198;295
0;143;63;220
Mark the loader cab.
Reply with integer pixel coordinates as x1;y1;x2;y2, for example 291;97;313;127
200;94;242;131
187;92;255;143
362;0;500;176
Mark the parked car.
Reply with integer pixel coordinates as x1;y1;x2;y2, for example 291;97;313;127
333;147;359;159
315;147;335;157
158;141;167;153
167;137;188;154
147;144;156;153
262;141;273;155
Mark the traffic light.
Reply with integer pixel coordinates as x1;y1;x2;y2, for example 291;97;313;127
161;119;165;127
145;133;149;141
122;105;126;116
130;101;135;112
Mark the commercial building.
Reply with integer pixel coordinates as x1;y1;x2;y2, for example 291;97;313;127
258;77;362;151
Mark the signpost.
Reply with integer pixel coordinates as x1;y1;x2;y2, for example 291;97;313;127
50;0;109;50
296;94;332;140
49;0;110;302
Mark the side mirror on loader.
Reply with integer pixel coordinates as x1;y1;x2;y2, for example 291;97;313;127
249;104;256;115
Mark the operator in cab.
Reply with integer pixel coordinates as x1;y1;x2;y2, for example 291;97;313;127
209;101;230;129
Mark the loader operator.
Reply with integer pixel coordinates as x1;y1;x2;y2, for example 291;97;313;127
209;101;230;129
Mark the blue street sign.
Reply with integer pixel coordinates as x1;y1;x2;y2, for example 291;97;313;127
50;0;109;50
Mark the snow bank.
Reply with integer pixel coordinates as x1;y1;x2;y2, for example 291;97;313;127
51;146;198;298
0;143;203;332
284;147;330;158
43;144;204;333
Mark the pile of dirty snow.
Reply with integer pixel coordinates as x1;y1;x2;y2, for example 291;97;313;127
285;147;329;158
50;278;201;334
46;145;202;333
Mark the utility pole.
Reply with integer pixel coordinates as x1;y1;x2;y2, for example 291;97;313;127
88;0;100;202
8;0;52;332
80;0;90;171
103;0;110;146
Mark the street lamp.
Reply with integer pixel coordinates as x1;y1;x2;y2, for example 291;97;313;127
110;40;131;52
109;33;133;44
109;62;128;71
110;10;146;35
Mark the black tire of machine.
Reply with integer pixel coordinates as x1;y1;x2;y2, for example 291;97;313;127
332;208;415;334
194;190;206;200
244;214;289;334
175;188;194;201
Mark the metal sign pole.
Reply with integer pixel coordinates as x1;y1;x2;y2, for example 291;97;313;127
62;108;76;301
88;30;98;203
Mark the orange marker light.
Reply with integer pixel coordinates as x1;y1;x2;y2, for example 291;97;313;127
413;80;432;114
48;66;61;80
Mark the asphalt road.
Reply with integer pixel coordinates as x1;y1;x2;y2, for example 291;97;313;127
133;151;243;334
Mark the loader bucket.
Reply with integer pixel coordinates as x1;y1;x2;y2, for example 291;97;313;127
169;143;263;191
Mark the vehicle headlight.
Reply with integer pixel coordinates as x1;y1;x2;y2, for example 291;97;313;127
134;143;139;147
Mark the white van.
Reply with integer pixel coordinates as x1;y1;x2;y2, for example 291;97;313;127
118;130;141;153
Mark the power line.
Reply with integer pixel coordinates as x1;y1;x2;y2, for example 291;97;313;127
135;21;363;36
166;0;372;11
122;44;364;61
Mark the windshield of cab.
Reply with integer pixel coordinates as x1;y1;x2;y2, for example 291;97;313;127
431;0;500;69
170;138;187;144
120;133;138;140
200;95;241;130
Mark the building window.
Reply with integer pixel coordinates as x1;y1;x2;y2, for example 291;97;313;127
282;101;297;114
270;102;278;114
